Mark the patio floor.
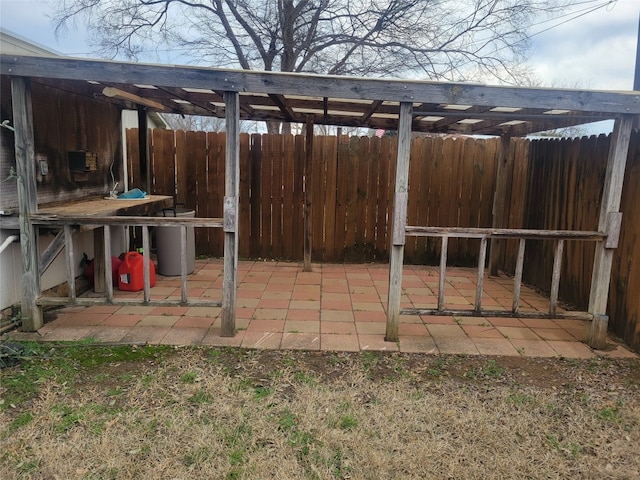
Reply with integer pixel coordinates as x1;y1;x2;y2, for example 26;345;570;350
6;259;637;359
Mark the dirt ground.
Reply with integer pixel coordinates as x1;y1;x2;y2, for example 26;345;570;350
1;345;639;479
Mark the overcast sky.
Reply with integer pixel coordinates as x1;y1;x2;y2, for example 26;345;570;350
1;0;638;91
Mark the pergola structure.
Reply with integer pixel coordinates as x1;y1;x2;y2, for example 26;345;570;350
1;53;639;348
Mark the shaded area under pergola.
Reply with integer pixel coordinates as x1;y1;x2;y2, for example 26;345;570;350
2;53;639;349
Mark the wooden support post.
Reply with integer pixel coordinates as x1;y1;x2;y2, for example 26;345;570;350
303;116;314;272
386;102;412;342
587;115;634;348
488;134;511;276
103;226;113;303
93;228;106;293
512;238;526;313
475;237;488;311
137;106;150;194
11;76;42;331
142;225;151;304
221;91;240;337
549;239;564;316
180;226;188;304
438;236;448;311
63;225;76;303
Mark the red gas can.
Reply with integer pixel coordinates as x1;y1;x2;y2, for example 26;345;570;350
118;251;156;291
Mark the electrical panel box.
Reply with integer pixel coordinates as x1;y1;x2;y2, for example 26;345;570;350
68;151;98;172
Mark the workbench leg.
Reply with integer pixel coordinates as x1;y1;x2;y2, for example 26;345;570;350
93;227;106;293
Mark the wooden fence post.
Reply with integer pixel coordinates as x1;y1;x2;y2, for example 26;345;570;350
488;134;511;276
137;106;150;195
304;116;314;271
221;91;240;337
386;102;412;342
587;115;634;348
11;76;42;331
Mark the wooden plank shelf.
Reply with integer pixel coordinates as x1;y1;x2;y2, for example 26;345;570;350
36;194;174;217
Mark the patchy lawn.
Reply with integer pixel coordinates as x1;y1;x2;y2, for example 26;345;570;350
1;343;639;479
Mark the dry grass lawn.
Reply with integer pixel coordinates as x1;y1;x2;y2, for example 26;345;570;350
1;343;639;479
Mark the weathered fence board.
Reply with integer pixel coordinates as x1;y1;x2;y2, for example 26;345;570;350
192;131;208;253
239;133;251;258
323;136;338;261
249;134;262;257
500;131;640;352
132;129;508;265
127;127;639;350
260;134;273;258
609;130;640;351
293;135;305;259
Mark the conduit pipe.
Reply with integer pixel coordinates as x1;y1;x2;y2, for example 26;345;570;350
0;235;19;255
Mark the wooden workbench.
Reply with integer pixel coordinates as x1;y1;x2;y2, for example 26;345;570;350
37;195;173;218
37;195;173;293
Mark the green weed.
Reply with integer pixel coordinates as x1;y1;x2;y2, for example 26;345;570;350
465;359;505;379
228;449;246;466
189;390;213;404
253;386;271;399
51;404;84;433
180;371;199;383
279;409;298;431
338;414;358;430
361;351;378;370
426;358;445;377
506;392;535;406
293;370;317;385
546;433;582;459
183;446;211;468
105;387;124;397
8;412;33;432
16;458;40;475
1;343;173;409
599;402;622;423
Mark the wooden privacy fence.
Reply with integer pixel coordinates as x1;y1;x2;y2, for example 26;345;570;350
500;131;640;352
125;127;639;351
126;129;499;264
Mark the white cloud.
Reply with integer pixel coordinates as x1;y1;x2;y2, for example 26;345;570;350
1;0;638;94
527;0;639;90
0;0;92;56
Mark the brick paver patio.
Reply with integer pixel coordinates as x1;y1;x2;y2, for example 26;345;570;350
7;259;637;359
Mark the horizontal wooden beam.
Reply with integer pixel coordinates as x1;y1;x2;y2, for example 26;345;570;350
102;87;165;110
3;54;639;115
401;308;592;321
30;214;223;228
405;225;606;240
37;297;222;307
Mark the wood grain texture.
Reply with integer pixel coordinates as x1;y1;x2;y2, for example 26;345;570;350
587;115;634;347
221;91;239;337
12;76;42;330
386;102;412;342
5;55;639;115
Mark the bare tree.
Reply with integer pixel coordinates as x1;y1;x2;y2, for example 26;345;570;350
53;0;580;132
163;114;262;133
54;0;583;79
163;114;226;132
